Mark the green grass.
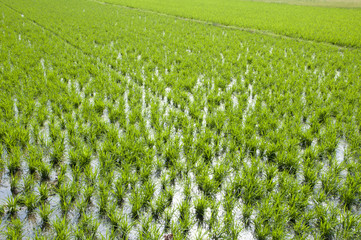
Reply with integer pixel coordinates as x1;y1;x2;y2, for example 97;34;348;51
0;0;360;238
101;0;361;48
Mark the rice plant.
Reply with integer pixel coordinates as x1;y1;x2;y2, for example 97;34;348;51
24;192;39;212
1;0;361;237
74;213;99;239
151;194;167;220
83;185;95;204
39;182;50;202
10;173;20;194
107;210;122;229
39;161;51;181
53;217;70;239
118;216;134;239
22;175;35;193
27;145;42;175
39;202;53;223
6;196;18;215
242;203;253;227
194;195;208;222
4;217;23;240
50;137;64;165
75;197;88;215
7;147;21;174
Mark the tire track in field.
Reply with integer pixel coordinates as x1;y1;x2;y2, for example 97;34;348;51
90;0;354;50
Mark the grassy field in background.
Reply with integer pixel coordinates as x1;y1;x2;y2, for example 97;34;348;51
101;0;361;48
254;0;361;7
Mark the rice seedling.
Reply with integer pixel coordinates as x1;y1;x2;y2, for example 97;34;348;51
101;228;117;240
4;217;23;240
39;161;52;181
69;134;84;152
303;165;318;189
276;150;299;175
139;165;153;183
75;196;88;215
83;185;95;204
150;194;167;220
213;162;228;187
24;192;39;212
78;145;92;169
37;106;48;127
98;151;116;178
339;208;361;239
0;204;5;217
316;204;340;240
242;203;253;227
33;229;48;240
22;175;35;194
98;183;110;214
39;202;53;223
183;178;192;200
107;210;122;229
178;199;191;222
39;133;52;150
94;98;106;116
7;147;21;174
340;181;358;210
294;217;310;238
71;165;82;184
254;215;271;240
130;187;145;219
194;195;208;222
39;182;50;202
138;214;157;239
57;181;71;204
117;215;134;239
60;196;72;214
50;138;64;165
27;145;42;175
74;213;100;239
6;195;18;215
271;224;286;240
227;221;242;240
163;208;174;230
208;200;220;230
320;171;339;196
88;216;103;234
168;167;177;185
53;216;70;240
84;165;97;184
196;170;218;198
164;186;174;206
208;223;227;240
10;173;20;194
164;143;180;168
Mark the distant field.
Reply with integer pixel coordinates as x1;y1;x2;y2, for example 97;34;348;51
101;0;361;48
254;0;361;7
